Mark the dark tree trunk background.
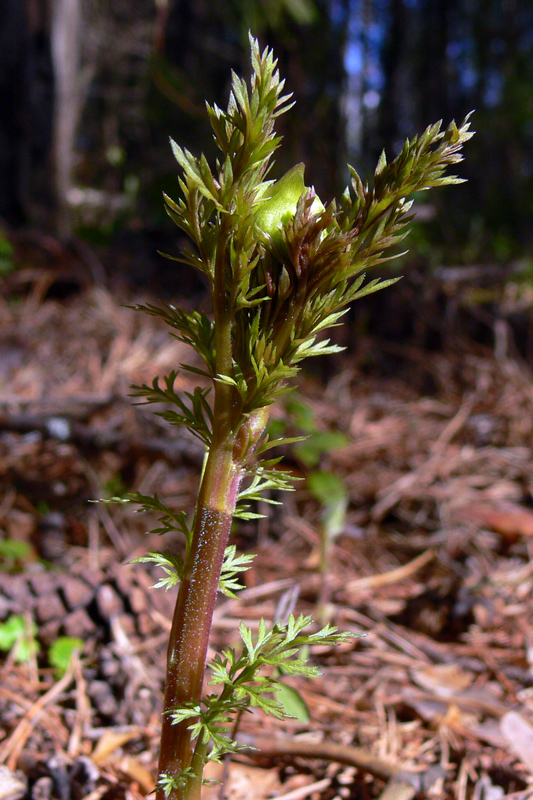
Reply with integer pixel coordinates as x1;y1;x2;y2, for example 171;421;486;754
0;0;53;226
0;0;531;265
0;0;30;225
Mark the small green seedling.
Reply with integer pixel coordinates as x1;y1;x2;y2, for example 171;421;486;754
308;471;348;540
48;636;84;676
121;35;472;800
308;470;349;614
280;395;350;467
0;615;39;663
0;615;83;674
0;232;15;277
0;539;34;573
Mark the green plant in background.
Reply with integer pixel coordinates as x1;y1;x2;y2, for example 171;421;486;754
307;470;349;612
0;615;39;663
126;35;472;800
307;471;348;555
282;395;350;466
270;398;350;610
0;231;15;277
0;539;34;573
0;614;83;673
48;636;84;676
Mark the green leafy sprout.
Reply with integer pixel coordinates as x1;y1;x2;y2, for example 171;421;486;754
0;615;39;663
119;34;472;800
0;539;34;573
158;614;353;797
0;615;83;673
48;636;84;675
0;231;15;277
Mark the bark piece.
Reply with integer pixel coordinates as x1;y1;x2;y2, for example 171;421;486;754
63;607;95;638
35;592;66;623
137;612;153;636
61;576;94;610
501;711;533;771
0;595;15;618
29;573;61;596
116;612;135;637
31;777;53;800
75;566;106;589
456;501;533;540
96;585;124;619
39;620;62;647
2;574;31;602
111;563;135;596
129;586;148;615
87;680;118;717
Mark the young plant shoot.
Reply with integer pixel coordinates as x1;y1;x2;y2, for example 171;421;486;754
130;36;473;800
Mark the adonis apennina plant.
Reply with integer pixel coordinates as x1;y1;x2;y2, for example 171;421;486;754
126;35;472;800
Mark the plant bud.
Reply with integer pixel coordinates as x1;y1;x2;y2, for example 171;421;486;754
255;164;324;241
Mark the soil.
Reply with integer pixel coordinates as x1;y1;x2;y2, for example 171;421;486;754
1;238;533;800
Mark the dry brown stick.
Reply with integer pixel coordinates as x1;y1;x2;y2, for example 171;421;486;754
346;549;435;591
273;778;331;800
0;394;116;418
238;734;444;798
400;689;511;719
0;685;67;746
68;654;91;756
0;664;74;769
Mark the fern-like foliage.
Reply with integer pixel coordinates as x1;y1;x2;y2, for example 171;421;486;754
144;36;472;430
131;372;213;446
127;39;474;514
217;545;255;597
167;614;357;768
131;543;254;597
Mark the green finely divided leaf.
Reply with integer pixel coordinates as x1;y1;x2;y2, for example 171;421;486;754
165;614;358;763
132;551;185;589
218;545;255;597
132;543;253;596
154;36;472;414
234;464;296;520
158;769;197;797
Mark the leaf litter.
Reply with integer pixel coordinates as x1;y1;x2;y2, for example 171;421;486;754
0;273;532;800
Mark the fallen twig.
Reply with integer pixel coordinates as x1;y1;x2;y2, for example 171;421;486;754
238;734;446;799
0;665;75;770
346;550;435;591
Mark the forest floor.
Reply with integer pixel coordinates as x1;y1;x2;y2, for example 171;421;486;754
1;246;533;800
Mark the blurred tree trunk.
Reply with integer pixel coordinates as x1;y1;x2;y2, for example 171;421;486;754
417;0;452;126
0;0;30;225
51;0;83;238
377;0;405;151
377;0;452;151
